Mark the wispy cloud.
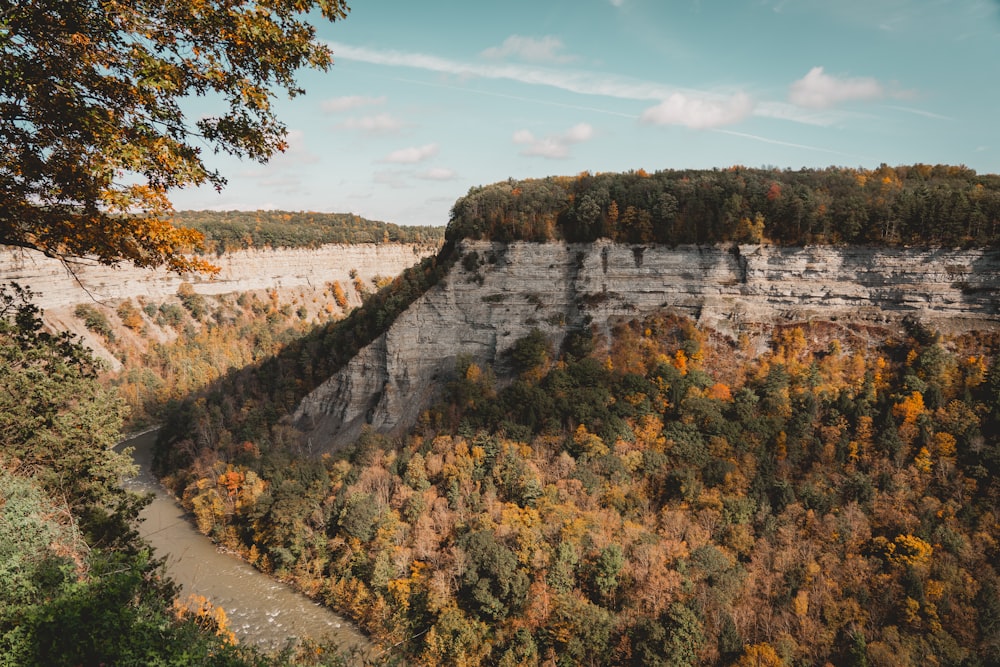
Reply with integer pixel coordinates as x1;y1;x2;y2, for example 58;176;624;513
339;113;404;134
609;0;624;6
328;41;832;127
373;169;409;189
414;167;458;181
789;67;884;109
329;41;665;99
380;143;439;164
513;122;594;159
481;35;576;63
321;95;387;113
882;104;952;121
640;92;754;129
712;129;866;159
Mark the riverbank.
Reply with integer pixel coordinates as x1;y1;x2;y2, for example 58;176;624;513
119;431;371;656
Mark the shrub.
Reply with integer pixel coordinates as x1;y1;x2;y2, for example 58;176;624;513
116;300;145;332
74;303;115;341
177;283;208;320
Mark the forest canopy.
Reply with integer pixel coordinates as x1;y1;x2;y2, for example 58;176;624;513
157;308;1000;666
447;165;1000;247
173;210;445;254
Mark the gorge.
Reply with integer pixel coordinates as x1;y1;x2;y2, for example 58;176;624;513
293;240;1000;450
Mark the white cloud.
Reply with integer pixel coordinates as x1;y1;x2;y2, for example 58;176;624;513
564;123;595;142
640;92;754;129
610;0;624;6
512;129;535;144
380;143;439;164
788;67;884;109
415;167;457;181
513;122;594;159
327;41;835;127
321;95;387;113
481;35;576;63
340;113;404;134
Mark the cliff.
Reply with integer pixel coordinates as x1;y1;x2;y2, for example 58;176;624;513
0;243;437;367
293;241;1000;449
0;244;436;310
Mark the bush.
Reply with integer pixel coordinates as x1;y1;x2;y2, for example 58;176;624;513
116;300;145;332
156;303;186;329
177;283;208;320
74;303;115;342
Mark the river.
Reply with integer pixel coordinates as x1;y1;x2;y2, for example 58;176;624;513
120;430;373;658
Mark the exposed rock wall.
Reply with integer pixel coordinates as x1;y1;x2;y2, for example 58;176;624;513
0;243;437;368
293;241;1000;449
0;244;436;310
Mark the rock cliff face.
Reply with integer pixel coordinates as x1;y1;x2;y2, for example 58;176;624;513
293;241;1000;449
0;243;436;367
0;244;435;310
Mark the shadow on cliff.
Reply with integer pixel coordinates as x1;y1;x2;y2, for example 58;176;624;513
153;241;459;476
962;249;1000;317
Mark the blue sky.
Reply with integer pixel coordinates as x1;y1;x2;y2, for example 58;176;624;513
170;0;1000;227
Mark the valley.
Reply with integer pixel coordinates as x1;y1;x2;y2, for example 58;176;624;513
6;166;1000;666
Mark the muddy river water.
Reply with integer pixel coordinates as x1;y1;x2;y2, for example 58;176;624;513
120;430;373;657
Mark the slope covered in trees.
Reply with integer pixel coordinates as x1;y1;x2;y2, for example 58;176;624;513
448;165;1000;247
0;282;390;664
0;286;259;664
143;164;1000;665
157;312;1000;665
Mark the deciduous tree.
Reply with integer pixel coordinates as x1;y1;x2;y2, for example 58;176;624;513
1;0;349;272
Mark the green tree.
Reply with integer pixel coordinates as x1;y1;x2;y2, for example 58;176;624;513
1;0;349;272
459;529;530;622
0;284;137;545
591;544;625;604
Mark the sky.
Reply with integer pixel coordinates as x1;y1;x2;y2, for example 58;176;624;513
170;0;1000;228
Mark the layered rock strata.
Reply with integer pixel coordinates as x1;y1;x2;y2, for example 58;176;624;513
0;244;436;310
293;241;1000;450
0;243;437;368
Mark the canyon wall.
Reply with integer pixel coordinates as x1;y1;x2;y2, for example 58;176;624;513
293;241;1000;450
0;243;437;368
0;244;436;310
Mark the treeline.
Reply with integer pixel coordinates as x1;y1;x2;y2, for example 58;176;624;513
172;209;444;254
156;304;1000;665
447;164;1000;247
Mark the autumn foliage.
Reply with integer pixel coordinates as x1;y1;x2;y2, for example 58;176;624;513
157;307;1000;665
1;0;349;272
447;165;1000;247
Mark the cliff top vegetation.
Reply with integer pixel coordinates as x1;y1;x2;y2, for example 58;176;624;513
447;164;1000;248
173;210;444;254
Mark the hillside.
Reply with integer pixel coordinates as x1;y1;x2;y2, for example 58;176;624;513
153;167;1000;666
172;209;444;253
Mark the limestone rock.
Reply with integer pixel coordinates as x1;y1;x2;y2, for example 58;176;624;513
0;243;437;367
0;244;436;310
293;241;1000;450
